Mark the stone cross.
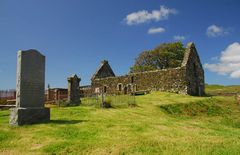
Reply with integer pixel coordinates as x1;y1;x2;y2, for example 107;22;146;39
67;74;81;105
9;50;50;126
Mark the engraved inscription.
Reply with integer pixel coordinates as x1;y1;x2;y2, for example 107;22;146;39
16;50;45;108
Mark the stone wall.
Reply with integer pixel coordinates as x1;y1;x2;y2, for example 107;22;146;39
92;67;188;95
79;85;92;97
45;88;68;102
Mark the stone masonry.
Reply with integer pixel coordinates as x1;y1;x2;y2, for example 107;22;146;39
9;50;50;126
91;60;115;80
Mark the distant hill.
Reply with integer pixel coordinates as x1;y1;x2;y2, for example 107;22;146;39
206;84;240;96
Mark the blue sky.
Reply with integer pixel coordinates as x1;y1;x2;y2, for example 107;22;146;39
0;0;240;89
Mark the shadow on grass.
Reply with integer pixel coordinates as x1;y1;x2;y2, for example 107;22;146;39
8;120;88;126
203;93;216;97
0;114;9;117
49;119;88;124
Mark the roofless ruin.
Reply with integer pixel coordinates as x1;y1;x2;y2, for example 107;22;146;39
46;42;205;102
90;42;204;96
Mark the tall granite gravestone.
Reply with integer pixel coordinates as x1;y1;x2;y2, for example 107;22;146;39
67;74;81;105
9;50;50;126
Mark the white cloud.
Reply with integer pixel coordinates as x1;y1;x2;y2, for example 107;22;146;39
124;5;177;25
206;25;229;37
173;35;186;41
204;42;240;78
231;70;240;78
148;27;165;34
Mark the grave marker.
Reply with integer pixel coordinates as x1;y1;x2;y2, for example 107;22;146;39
9;50;50;126
67;74;81;105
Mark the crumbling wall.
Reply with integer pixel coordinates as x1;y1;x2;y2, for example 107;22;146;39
92;75;129;95
132;68;187;93
92;67;188;95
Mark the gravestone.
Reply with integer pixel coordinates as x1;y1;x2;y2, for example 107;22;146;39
67;74;81;105
9;50;50;126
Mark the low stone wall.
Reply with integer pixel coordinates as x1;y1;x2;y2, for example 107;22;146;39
45;88;68;101
79;86;93;97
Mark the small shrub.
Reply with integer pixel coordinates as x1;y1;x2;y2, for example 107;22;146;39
128;102;138;107
58;100;69;107
102;99;112;108
127;97;137;107
160;104;182;115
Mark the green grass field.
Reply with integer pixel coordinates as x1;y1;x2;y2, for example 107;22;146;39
0;85;240;154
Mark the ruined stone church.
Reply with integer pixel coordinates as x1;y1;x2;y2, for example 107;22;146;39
46;42;205;101
89;42;205;96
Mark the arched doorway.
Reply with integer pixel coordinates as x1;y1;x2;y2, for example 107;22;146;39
103;86;107;93
124;86;127;94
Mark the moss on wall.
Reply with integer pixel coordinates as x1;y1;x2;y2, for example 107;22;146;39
92;67;188;95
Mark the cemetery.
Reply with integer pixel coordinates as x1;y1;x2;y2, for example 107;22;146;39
0;1;240;154
0;44;239;154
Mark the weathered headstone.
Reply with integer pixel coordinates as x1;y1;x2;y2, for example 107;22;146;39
67;74;81;105
9;50;50;126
